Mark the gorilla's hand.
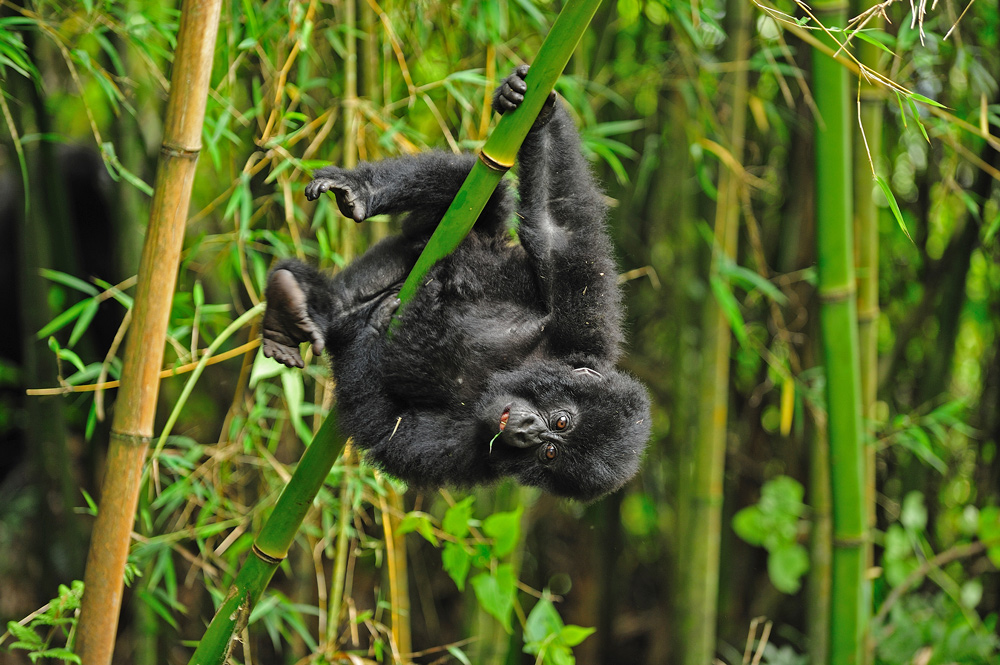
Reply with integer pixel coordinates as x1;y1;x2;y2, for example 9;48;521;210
304;166;371;222
492;64;556;130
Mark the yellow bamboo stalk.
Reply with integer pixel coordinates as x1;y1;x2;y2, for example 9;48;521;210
378;478;411;662
75;1;222;663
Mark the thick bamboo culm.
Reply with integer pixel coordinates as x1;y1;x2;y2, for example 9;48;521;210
812;0;869;662
74;1;223;664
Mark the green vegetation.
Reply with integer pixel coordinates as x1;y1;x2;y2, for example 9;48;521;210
0;0;997;664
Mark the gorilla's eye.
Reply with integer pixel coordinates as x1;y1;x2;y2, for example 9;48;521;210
553;415;570;431
540;443;558;462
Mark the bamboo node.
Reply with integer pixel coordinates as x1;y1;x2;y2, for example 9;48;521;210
252;542;286;565
818;284;856;304
478;149;513;173
833;534;867;548
160;142;202;159
110;429;152;447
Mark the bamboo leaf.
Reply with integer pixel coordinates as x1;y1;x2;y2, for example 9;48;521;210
709;275;748;347
908;92;947;109
874;174;913;243
40;268;100;296
854;31;895;56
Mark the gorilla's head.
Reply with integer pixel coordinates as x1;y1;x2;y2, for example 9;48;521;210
477;359;651;501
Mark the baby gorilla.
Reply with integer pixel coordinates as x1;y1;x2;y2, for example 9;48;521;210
263;66;650;500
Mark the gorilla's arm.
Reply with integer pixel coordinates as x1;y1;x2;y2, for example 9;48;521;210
306;152;512;239
493;66;624;362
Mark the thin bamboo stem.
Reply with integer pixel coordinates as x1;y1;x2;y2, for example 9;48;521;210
853;3;883;661
379;478;411;661
75;1;223;663
679;1;750;663
188;415;345;664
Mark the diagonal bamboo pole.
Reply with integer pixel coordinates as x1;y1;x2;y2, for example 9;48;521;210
187;2;603;660
74;1;223;663
390;0;603;321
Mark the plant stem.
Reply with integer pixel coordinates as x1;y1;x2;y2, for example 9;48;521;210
75;1;223;663
812;1;868;661
188;415;345;665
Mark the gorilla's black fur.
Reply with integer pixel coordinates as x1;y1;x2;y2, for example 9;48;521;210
263;66;650;500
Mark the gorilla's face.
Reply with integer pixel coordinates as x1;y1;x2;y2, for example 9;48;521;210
478;360;650;500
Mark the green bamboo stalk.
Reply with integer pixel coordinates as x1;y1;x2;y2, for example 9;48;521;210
187;415;345;665
390;0;603;324
74;2;223;663
679;1;750;663
189;3;604;659
853;6;883;663
812;2;868;663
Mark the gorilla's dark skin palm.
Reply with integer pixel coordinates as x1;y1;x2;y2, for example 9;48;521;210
263;66;650;501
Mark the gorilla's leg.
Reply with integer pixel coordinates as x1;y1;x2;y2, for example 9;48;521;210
262;236;421;367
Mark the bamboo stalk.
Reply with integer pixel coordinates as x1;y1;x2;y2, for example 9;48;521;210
853;3;883;662
679;1;750;663
812;1;868;662
379;478;412;661
74;2;223;663
188;415;345;664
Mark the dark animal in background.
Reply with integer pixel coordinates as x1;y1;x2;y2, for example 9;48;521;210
263;66;650;501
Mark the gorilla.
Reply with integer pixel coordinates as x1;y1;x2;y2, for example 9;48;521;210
262;66;650;501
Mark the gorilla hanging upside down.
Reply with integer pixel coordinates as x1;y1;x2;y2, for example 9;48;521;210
262;66;650;501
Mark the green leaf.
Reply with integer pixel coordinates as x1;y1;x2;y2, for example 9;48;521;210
854;31;895;56
69;299;100;348
40;269;100;296
900;491;927;531
398;512;439;547
874;174;913;243
908;92;947;109
446;646;473;665
6;620;41;645
719;261;789;305
37;297;98;340
471;564;516;632
559;624;596;647
483;506;523;558
732;506;766;546
709;275;748;347
443;496;475;538
978;507;1000;567
442;541;471;591
525;596;563;644
768;543;809;594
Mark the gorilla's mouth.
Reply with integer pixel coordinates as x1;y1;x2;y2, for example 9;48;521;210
499;404;511;431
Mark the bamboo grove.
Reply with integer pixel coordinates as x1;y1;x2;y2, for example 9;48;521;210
0;0;998;664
